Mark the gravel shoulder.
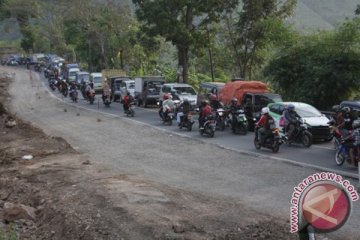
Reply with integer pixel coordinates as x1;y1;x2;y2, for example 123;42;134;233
0;66;358;239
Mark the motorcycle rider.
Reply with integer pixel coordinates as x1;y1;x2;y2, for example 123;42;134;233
341;107;355;131
161;94;175;119
102;79;111;103
176;98;191;125
85;79;95;100
199;100;212;129
209;94;223;111
255;107;274;144
69;82;77;99
228;97;242;130
122;92;134;113
283;104;301;142
344;120;360;166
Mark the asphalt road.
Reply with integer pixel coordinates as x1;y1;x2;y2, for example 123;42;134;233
40;73;359;179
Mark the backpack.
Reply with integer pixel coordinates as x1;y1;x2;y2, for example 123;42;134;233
267;116;276;130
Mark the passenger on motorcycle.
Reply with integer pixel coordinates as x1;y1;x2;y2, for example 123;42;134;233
161;94;175;118
255;107;275;144
199;100;212;129
283;104;301;142
209;94;223;111
85;80;94;98
102;80;111;102
344;120;360;165
69;82;77;93
176;98;191;124
122;92;134;113
341;107;355;131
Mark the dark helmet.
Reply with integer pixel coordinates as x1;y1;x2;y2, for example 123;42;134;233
127;91;130;96
287;103;295;111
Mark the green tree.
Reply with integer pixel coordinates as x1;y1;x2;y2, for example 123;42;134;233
132;0;238;83
264;18;360;109
223;0;297;79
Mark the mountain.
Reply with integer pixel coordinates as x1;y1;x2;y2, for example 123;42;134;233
0;0;359;41
289;0;359;32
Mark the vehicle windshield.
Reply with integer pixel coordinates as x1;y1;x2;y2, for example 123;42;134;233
93;77;102;83
69;72;78;77
254;94;282;110
128;82;135;89
174;86;196;95
79;74;89;82
296;105;322;117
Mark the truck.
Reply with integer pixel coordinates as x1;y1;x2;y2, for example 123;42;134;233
219;80;283;130
134;76;165;107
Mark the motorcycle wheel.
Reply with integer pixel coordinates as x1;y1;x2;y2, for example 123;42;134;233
219;121;225;131
254;138;261;150
301;132;312;148
335;149;346;166
187;124;192;132
208;128;214;138
240;125;248;135
334;138;340;151
130;110;135;117
90;98;94;105
272;142;280;153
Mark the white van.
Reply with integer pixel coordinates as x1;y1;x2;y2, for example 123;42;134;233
90;72;103;94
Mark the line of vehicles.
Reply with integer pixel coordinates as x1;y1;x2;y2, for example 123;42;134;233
6;52;360;169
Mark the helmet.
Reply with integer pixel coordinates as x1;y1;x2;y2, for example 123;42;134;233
168;94;173;100
201;99;209;106
261;107;270;115
353;120;360;129
183;98;189;102
231;97;238;103
341;106;351;113
287;104;295;110
127;91;130;96
163;94;169;100
210;94;217;101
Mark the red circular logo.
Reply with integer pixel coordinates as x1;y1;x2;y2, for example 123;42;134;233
301;183;351;232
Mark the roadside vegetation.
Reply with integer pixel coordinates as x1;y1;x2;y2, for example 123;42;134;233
0;0;360;109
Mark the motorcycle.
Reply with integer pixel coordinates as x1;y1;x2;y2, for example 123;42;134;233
69;89;78;103
328;119;344;151
161;109;174;125
254;127;282;153
60;80;68;97
335;135;359;167
125;102;136;117
179;113;195;131
103;92;111;107
230;109;248;135
49;79;57;91
88;89;95;104
200;114;216;138
215;108;226;131
281;118;313;148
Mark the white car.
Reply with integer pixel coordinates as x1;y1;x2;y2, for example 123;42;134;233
119;80;135;100
159;83;197;107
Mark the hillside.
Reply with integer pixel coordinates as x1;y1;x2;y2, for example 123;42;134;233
289;0;359;32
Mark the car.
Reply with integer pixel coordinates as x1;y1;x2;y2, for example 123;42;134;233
90;72;103;94
75;71;90;85
268;102;332;141
67;68;80;83
159;83;197;107
119;80;135;100
197;82;225;106
109;76;131;102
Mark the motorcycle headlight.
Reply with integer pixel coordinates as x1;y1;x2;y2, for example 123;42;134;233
219;112;224;116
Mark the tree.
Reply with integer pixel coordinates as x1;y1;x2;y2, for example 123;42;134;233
223;0;297;79
264;18;360;109
132;0;238;83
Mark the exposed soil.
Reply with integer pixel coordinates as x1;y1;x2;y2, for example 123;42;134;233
0;70;319;239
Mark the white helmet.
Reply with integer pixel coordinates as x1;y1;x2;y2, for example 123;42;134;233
261;107;270;115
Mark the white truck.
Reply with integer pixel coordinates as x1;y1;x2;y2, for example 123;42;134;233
134;76;165;107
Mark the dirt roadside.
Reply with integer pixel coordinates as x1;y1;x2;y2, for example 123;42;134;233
0;67;332;240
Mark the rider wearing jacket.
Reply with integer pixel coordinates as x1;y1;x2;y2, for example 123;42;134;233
161;94;175;119
199;100;212;129
229;97;242;130
176;98;191;124
256;107;273;144
123;92;134;113
209;94;223;111
284;104;301;141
